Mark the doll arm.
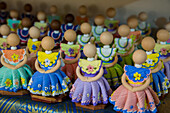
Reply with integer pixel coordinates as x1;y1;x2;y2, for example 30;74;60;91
131;76;150;92
26;46;30;56
35;59;45;73
62;52;81;64
15;55;28;69
1;55;16;69
119;45;134;57
162;57;170;62
121;73;133;91
104;55;118;68
44;59;61;73
76;66;88;81
151;61;162;73
95;54;98;60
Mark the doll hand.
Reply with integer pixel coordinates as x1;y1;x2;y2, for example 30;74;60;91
39;69;45;73
8;65;17;70
131;87;140;92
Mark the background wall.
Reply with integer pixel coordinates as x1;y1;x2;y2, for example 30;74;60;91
1;0;170;28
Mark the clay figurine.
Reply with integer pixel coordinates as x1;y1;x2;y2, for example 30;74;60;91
114;25;134;67
0;33;33;95
136;12;151;37
104;8;119;35
141;37;170;96
26;26;41;71
0;2;9;24
60;30;81;82
21;3;34;23
17;17;31;45
96;31;123;89
61;14;79;33
47;5;60;24
27;36;71;103
69;43;112;110
76;5;88;25
7;9;21;32
91;15;107;42
47;20;64;48
154;29;170;80
109;50;160;113
165;22;170;44
34;11;48;38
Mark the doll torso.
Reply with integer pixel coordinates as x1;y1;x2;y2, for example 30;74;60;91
60;43;80;60
91;25;107;41
136;22;150;36
127;30;141;43
76;16;88;25
61;24;79;33
154;43;170;58
2;49;26;65
0;11;8;24
0;38;10;50
34;22;47;35
37;51;60;71
97;46;117;65
47;30;64;45
104;19;119;32
47;15;60;24
142;53;160;70
77;34;92;50
27;39;41;54
7;19;21;32
114;38;133;54
17;29;30;43
78;59;102;77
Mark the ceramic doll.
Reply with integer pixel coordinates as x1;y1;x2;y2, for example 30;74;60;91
0;2;9;25
69;43;112;110
114;25;134;67
141;37;170;96
109;50;160;113
47;20;64;49
7;10;21;32
91;15;107;42
26;26;41;71
136;12;151;37
154;29;170;80
21;3;35;24
76;5;88;25
60;30;81;82
165;22;170;44
0;25;11;51
96;31;123;89
34;11;48;38
47;5;60;24
61;14;79;33
0;33;33;95
77;22;94;58
27;36;71;103
17;17;31;45
104;8;119;35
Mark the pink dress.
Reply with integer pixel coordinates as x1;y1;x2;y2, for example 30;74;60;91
109;65;160;113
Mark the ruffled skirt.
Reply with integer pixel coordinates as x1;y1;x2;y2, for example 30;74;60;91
162;61;170;80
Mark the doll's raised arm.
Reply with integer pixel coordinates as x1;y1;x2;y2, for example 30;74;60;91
62;52;81;64
1;55;16;69
15;55;28;69
121;73;133;91
104;55;118;68
132;76;150;92
45;59;61;73
162;57;170;63
151;61;162;73
35;59;45;73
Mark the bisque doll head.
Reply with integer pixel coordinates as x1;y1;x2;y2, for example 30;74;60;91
157;29;169;42
7;33;20;46
21;17;31;28
100;31;113;45
37;11;46;21
165;22;170;32
64;29;76;42
127;17;138;29
79;5;87;15
51;20;61;30
118;25;130;37
94;15;105;26
106;7;116;18
83;43;96;58
138;12;148;21
10;10;19;19
29;26;40;39
80;22;91;34
50;5;57;14
41;36;55;51
133;50;147;64
0;24;10;36
65;14;74;24
141;37;155;51
24;3;32;12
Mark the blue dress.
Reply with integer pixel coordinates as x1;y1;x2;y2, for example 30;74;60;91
61;24;79;33
17;29;30;44
27;51;71;96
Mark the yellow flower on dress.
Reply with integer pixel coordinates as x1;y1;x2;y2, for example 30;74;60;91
134;72;141;80
5;79;12;87
21;77;25;84
11;53;19;61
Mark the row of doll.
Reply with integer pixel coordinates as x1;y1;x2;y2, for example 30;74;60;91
0;30;167;112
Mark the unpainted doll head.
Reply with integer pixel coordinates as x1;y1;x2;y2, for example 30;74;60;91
7;33;20;46
100;31;113;45
41;36;55;51
118;25;130;37
80;22;91;34
141;37;155;51
51;20;61;30
64;29;77;42
0;24;10;36
106;7;116;18
156;29;169;42
83;43;96;58
133;50;147;64
94;15;105;26
29;26;40;39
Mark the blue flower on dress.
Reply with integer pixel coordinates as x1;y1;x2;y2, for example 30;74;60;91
130;105;133;109
146;58;153;64
68;48;74;54
32;44;37;50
